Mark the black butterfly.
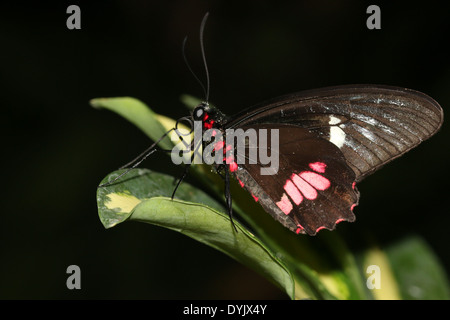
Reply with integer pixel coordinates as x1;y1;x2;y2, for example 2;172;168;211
190;85;443;235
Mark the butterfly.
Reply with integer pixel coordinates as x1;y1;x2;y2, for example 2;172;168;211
188;85;443;235
100;13;443;236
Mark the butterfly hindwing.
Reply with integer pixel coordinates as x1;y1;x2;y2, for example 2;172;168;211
232;124;359;235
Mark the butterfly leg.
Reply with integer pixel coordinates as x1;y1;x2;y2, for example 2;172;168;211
171;164;191;200
224;165;238;232
171;135;199;199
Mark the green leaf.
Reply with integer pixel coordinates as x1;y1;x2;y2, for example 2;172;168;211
179;94;217;111
180;94;203;110
97;168;296;299
358;234;450;300
360;242;402;299
318;232;370;299
385;235;450;299
91;97;173;150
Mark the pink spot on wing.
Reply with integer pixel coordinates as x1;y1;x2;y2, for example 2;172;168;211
225;144;232;152
352;182;356;190
296;224;304;234
238;179;245;188
351;204;356;211
252;194;259;202
291;174;318;200
276;193;293;215
336;218;345;224
283;179;303;205
316;226;326;233
309;162;327;173
299;171;331;191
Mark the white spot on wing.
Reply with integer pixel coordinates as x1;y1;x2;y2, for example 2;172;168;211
329;115;341;125
328;115;346;148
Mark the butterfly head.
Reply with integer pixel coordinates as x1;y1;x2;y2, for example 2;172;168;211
192;102;209;121
193;102;226;130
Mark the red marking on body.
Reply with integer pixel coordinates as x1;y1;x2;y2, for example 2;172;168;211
283;179;303;205
204;121;214;129
224;155;235;164
291;174;318;200
299;171;330;191
309;162;327;173
213;140;225;152
276;193;293;215
316;226;326;233
202;113;215;129
252;194;259;202
229;161;238;172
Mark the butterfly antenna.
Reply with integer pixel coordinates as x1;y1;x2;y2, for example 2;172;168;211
199;12;210;102
182;12;211;102
182;37;207;101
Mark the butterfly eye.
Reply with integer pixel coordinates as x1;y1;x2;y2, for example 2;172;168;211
194;107;204;119
193;103;208;120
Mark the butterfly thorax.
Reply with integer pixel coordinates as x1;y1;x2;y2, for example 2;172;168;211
193;102;226;130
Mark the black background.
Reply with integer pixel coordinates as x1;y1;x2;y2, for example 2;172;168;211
1;0;449;299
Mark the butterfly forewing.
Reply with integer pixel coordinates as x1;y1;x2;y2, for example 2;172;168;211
225;85;443;182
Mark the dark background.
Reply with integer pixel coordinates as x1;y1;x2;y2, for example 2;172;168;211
1;0;449;299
